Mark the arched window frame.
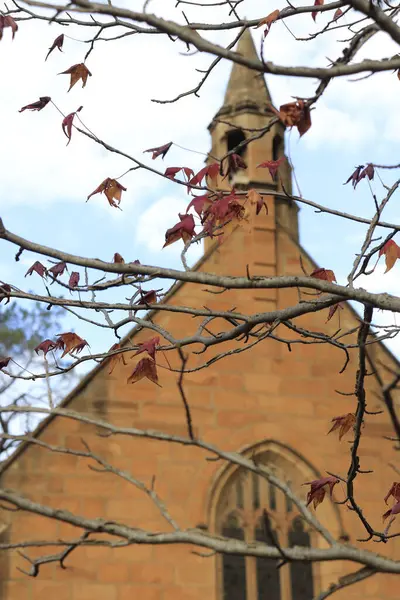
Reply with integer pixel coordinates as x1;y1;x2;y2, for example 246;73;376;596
207;440;346;600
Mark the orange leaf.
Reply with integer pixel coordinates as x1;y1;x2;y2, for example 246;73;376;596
327;413;356;440
333;8;343;20
55;332;88;358
276;100;311;137
87;178;127;209
380;239;400;273
59;63;92;92
127;357;160;386
256;9;280;37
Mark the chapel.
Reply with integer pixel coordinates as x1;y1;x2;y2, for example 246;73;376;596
0;29;399;600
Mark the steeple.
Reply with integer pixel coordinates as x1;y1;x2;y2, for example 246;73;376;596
207;29;299;243
221;28;272;116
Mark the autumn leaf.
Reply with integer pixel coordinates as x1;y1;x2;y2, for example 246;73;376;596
107;343;127;375
272;100;311;137
34;339;56;357
383;500;400;522
256;9;280;37
326;302;344;323
384;482;400;505
25;261;47;278
247;188;268;216
62;106;82;146
165;166;194;181
59;63;92;92
344;164;374;188
312;0;324;21
186;194;212;217
48;261;67;279
0;357;11;370
69;272;80;288
333;8;343;20
257;156;285;179
310;268;336;283
87;178;127;209
137;289;158;305
222;153;247;180
164;213;196;248
202;191;245;239
379;239;400;273
0;283;11;304
144;142;172;160
19;96;51;113
45;34;64;61
127;357;160;386
327;413;356;440
188;162;220;191
113;253;125;264
55;332;88;358
133;336;160;361
303;476;340;509
0;15;18;40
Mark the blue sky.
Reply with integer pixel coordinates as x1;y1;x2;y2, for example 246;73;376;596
1;0;400;392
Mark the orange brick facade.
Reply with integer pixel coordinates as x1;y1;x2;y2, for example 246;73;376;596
1;30;399;600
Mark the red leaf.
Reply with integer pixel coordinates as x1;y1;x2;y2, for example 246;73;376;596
164;213;196;248
312;0;324;21
34;339;56;357
379;240;400;273
164;166;195;181
0;356;11;370
247;189;268;216
136;289;158;306
55;332;88;358
25;261;47;278
344;165;365;189
113;253;125;264
69;272;80;288
327;413;356;440
326;302;344;323
188;162;220;191
45;34;64;61
186;194;211;217
59;63;92;92
384;482;400;505
222;153;247;180
48;261;67;278
144;142;172;160
383;500;400;522
87;178;126;209
62;106;82;146
127;357;159;385
133;336;160;361
310;268;336;283
107;343;127;375
333;8;343;20
19;96;51;113
257;156;285;179
0;15;18;40
303;476;339;509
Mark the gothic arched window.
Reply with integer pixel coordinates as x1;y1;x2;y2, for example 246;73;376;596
215;453;315;600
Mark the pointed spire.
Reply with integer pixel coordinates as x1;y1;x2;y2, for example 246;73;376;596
222;29;271;112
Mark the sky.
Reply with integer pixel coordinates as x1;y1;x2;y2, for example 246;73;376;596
1;0;400;403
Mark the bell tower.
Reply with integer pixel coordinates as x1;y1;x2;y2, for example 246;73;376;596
207;28;299;242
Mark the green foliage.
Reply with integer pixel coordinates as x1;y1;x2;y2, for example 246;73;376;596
0;301;63;358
